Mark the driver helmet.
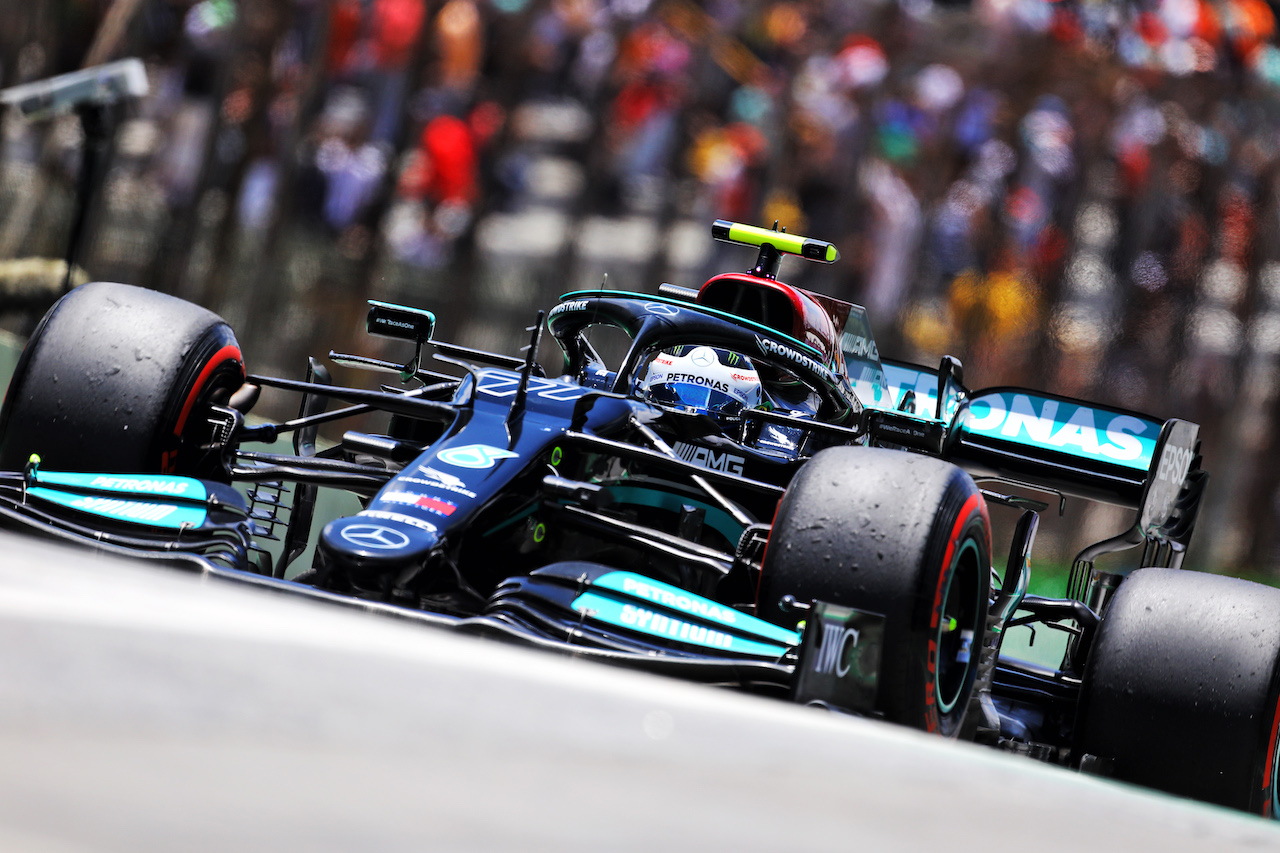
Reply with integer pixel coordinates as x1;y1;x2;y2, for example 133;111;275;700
635;345;763;422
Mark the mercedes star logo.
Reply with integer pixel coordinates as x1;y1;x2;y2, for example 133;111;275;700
644;302;681;317
340;523;411;550
690;347;716;367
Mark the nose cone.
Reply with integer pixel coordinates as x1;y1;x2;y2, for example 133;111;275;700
319;514;437;574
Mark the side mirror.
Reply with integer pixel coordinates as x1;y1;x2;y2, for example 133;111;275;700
367;300;435;343
366;300;435;379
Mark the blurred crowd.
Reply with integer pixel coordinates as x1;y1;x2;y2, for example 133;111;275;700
5;0;1280;571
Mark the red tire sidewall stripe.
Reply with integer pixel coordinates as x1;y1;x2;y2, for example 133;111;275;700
1262;685;1280;814
174;344;243;436
931;492;987;631
924;490;988;733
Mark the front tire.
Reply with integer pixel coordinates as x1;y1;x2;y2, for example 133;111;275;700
759;446;991;736
0;282;244;477
1075;568;1280;815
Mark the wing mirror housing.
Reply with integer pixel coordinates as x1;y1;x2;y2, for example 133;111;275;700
366;300;436;380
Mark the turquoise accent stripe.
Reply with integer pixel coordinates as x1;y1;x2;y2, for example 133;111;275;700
29;487;207;529
32;471;208;502
572;591;791;658
601;486;744;544
961;392;1159;472
594;571;799;646
589;570;800;646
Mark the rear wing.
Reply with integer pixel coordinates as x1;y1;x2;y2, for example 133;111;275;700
950;387;1160;508
954;388;1205;562
877;360;1207;565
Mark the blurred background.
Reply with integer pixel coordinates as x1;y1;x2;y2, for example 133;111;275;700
2;0;1280;576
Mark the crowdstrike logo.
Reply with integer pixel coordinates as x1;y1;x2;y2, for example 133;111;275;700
409;466;478;499
550;299;589;316
755;336;827;378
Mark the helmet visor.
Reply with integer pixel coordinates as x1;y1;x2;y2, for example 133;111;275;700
644;382;751;418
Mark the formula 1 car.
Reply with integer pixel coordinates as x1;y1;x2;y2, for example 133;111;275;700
0;220;1273;816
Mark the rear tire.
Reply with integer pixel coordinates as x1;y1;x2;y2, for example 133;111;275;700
759;446;991;736
0;282;244;477
1076;568;1280;815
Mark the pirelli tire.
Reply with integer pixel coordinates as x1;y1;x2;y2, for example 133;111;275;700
758;446;991;736
0;282;244;478
1075;568;1280;816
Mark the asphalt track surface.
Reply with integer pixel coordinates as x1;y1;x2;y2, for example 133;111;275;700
0;536;1277;852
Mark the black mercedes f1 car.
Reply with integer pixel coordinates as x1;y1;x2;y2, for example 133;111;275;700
0;220;1273;816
